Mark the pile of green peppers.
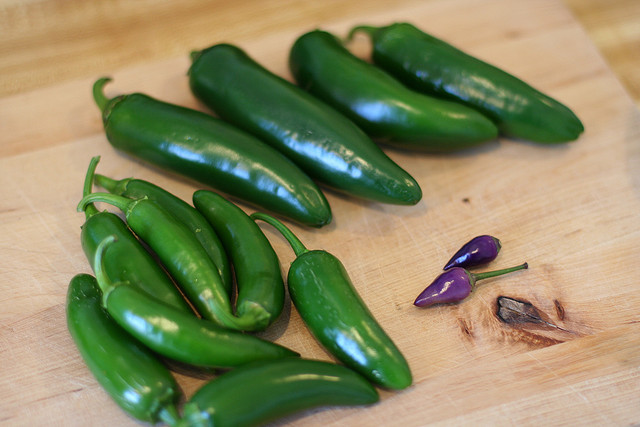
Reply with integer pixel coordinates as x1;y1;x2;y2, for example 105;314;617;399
68;21;584;425
69;156;408;426
92;22;582;228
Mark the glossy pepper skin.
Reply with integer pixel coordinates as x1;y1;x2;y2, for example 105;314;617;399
79;156;192;314
92;236;299;368
94;173;233;296
252;212;412;390
179;358;379;427
350;23;584;143
66;274;181;425
443;235;502;270
289;30;498;151
92;77;331;227
193;190;284;331
414;263;528;307
77;192;256;331
189;44;422;205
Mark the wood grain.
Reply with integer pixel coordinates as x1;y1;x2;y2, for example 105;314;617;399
1;0;639;426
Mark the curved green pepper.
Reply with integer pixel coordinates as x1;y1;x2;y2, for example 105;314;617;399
92;77;331;227
350;23;584;143
252;212;412;390
180;358;379;427
79;156;192;314
92;236;299;368
94;173;233;296
290;29;498;151
66;273;180;425
77;192;256;331
193;190;284;332
189;44;422;206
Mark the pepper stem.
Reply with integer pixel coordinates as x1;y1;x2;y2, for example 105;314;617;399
94;173;131;195
251;212;308;257
346;25;378;42
81;156;101;219
472;262;528;282
93;235;118;307
92;77;113;112
157;405;181;427
77;192;137;216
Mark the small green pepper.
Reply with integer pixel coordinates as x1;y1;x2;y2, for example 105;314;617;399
193;190;284;332
189;44;422;206
350;23;584;143
94;173;233;296
290;29;498;151
78;156;192;314
66;273;181;425
252;212;412;390
92;77;331;227
77;191;256;331
180;358;379;427
92;236;299;368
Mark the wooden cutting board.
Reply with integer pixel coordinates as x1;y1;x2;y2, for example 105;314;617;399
1;0;639;425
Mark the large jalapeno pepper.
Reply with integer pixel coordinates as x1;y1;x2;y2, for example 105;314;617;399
79;156;192;314
193;190;284;332
94;173;233;296
289;30;498;151
66;273;181;425
92;236;299;368
349;23;584;143
252;212;412;390
77;192;257;331
188;44;422;206
180;358;379;427
92;78;331;227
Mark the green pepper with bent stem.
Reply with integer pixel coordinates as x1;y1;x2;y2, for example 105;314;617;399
92;77;331;227
193;190;285;332
252;212;412;390
290;29;498;151
189;44;422;206
78;156;192;314
66;273;181;425
94;173;233;296
180;358;379;427
92;236;299;368
77;191;261;331
349;23;584;143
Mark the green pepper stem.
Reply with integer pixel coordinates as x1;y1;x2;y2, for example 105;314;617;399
346;25;378;42
472;262;528;282
77;192;137;216
92;77;113;112
158;405;180;427
251;212;308;257
94;173;131;195
81;156;101;219
93;235;118;307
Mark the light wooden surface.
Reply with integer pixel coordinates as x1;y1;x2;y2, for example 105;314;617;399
1;0;639;426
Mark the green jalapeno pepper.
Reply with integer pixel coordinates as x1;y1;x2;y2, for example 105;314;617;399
66;273;181;425
77;192;256;331
94;173;233;296
349;23;584;143
92;236;299;368
289;29;498;151
79;156;192;314
92;77;331;227
193;190;284;332
252;212;412;390
189;44;422;206
180;358;379;427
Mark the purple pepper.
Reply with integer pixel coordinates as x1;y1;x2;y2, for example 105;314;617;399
443;235;502;270
414;262;528;307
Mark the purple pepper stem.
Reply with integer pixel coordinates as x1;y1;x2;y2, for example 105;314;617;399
414;262;528;308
